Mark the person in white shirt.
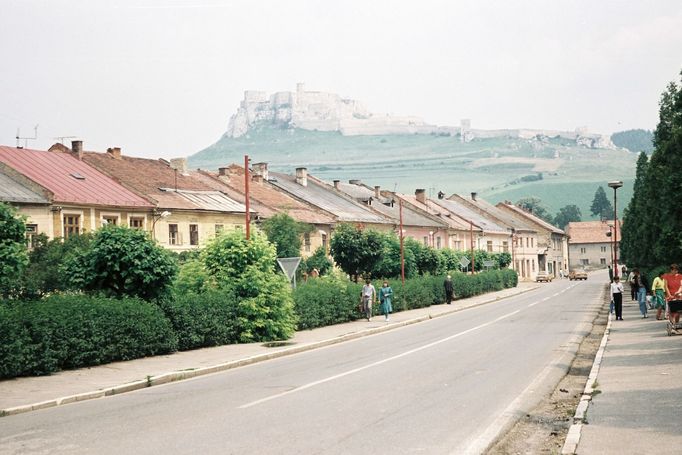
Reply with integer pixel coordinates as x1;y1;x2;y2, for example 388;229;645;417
611;276;625;320
360;279;377;322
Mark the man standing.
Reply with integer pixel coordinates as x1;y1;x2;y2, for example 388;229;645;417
444;275;454;304
611;276;625;321
360;278;377;321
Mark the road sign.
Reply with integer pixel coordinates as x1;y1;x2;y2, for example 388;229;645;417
459;257;470;269
276;257;301;288
483;260;495;268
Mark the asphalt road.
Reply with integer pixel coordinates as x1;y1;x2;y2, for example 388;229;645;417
0;277;604;455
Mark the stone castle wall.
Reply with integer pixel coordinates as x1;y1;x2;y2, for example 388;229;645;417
225;84;613;148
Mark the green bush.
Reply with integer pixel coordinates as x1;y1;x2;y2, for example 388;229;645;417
0;202;28;298
0;295;177;378
63;225;177;301
293;272;358;329
159;290;238;350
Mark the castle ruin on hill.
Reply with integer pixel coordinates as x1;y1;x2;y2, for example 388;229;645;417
225;83;614;148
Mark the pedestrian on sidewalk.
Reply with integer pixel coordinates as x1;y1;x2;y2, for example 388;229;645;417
611;275;624;320
664;264;682;332
633;269;649;318
360;278;377;322
379;280;393;322
444;274;454;304
627;269;636;301
652;270;667;320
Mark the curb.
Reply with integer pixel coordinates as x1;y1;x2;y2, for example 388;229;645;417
0;284;537;418
561;286;612;455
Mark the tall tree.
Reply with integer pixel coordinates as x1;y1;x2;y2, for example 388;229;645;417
590;186;614;220
0;203;28;297
553;204;582;230
260;213;312;258
620;152;650;266
515;197;553;224
329;224;383;282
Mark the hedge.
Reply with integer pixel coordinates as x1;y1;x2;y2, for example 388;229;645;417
294;269;518;330
158;289;238;351
0;295;177;379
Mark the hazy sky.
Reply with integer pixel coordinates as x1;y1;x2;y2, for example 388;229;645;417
1;0;681;159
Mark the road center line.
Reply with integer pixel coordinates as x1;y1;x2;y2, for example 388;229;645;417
239;298;547;409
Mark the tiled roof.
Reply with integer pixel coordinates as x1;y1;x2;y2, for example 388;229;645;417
82;151;243;212
391;193;470;230
334;182;445;228
497;203;565;235
195;166;335;225
0;170;50;204
431;197;509;234
449;194;537;232
566;220;621;244
0;146;153;207
269;172;392;225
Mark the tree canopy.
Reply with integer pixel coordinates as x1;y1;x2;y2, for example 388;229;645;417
590;186;614;220
0;203;28;297
553;204;582;230
611;129;654;154
515;197;553;223
260;213;312;258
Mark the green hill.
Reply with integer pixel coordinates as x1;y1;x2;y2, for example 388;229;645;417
189;124;637;219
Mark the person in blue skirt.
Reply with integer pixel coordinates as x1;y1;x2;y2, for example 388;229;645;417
379;280;393;322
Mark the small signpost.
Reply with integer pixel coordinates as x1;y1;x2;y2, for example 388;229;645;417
483;260;495;271
459;256;470;273
276;257;302;289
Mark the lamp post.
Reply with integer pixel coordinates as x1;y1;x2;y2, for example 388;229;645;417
608;180;623;278
151;210;171;240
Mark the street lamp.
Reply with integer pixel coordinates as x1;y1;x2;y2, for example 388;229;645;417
608;180;623;278
151;210;171;240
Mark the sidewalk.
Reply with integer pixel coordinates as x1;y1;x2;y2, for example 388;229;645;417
0;282;537;417
575;296;682;454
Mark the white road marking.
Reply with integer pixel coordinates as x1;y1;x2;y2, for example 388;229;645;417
239;290;561;409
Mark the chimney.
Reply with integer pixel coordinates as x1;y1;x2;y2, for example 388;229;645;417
471;192;477;201
374;185;381;198
437;191;445;199
349;179;361;185
218;167;229;176
415;188;427;204
295;167;308;187
169;158;189;176
333;179;340;190
71;140;83;160
106;147;122;160
252;174;263;184
252;162;269;181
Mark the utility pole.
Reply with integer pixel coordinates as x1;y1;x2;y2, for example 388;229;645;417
400;199;405;284
245;155;250;240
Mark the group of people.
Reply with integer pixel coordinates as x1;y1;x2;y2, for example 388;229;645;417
359;275;456;323
610;264;682;332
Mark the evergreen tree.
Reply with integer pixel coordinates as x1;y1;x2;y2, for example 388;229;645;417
515;197;554;224
590;186;613;220
620;153;650;266
647;74;682;264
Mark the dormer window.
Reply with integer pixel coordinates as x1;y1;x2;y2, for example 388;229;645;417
70;172;85;180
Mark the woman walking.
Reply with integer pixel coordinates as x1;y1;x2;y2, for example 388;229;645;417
611;276;625;320
652;270;666;320
633;269;649;318
379;280;393;322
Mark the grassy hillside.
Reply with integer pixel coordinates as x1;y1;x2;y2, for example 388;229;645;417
190;124;637;218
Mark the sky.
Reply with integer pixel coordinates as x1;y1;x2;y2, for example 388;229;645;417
1;0;681;159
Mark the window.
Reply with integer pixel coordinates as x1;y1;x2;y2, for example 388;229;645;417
64;215;80;239
189;224;199;246
600;258;606;265
581;258;590;265
423;236;428;246
486;240;493;252
580;247;586;254
436;236;442;249
129;217;144;230
531;238;534;248
169;224;179;245
215;224;224;234
502;241;509;253
304;232;311;252
103;216;117;226
321;233;328;251
600;246;607;253
532;259;535;272
25;224;39;249
526;237;530;247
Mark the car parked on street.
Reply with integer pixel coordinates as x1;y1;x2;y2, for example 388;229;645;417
536;271;553;282
569;269;588;280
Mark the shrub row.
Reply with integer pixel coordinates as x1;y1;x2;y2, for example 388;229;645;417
0;295;177;378
294;269;518;330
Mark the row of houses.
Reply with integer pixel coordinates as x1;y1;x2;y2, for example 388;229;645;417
1;140;591;281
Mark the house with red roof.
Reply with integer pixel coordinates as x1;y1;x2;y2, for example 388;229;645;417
565;220;621;270
0;143;154;241
74;143;248;251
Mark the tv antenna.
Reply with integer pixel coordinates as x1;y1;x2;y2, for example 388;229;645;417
16;124;39;148
53;135;77;145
